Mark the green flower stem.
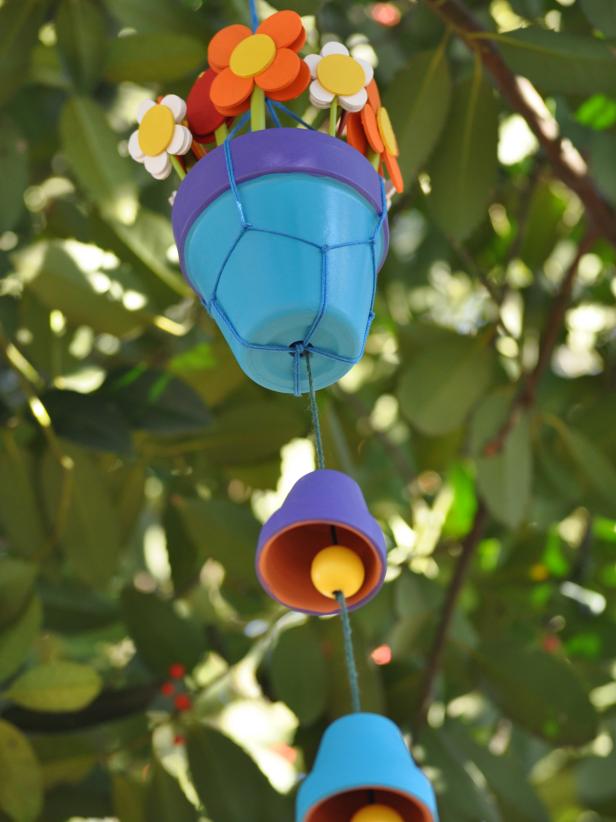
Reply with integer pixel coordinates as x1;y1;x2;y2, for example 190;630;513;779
170;155;186;180
329;99;339;137
368;149;380;171
250;86;266;131
214;123;228;145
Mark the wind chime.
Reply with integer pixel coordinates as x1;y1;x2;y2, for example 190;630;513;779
129;2;438;819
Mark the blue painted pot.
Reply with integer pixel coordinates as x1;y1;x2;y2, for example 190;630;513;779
172;129;389;394
296;713;439;822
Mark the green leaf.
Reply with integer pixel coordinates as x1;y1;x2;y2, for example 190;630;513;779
270;622;328;724
42;389;133;455
104;33;205;83
200;400;307;464
497;28;616;96
476;642;599;745
0;597;42;684
518;180;567;269
0;719;43;822
112;773;147;822
0;0;51;105
470;390;533;528
398;334;495;435
384;45;452;183
576;751;616;815
42;444;124;589
102;0;210;38
428;68;499;240
6;661;102;712
146;761;198;822
0;433;47;559
121;588;207;675
580;0;616;36
187;726;289;822
55;0;108;91
60;96;137;221
590;131;616;206
0;558;37;628
576;94;616;131
552;421;616;515
0;114;27;230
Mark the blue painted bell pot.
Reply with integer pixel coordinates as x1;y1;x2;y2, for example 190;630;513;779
172;129;389;394
296;713;439;822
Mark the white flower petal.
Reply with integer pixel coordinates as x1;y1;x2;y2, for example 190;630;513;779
168;125;192;155
161;93;187;123
321;41;348;57
304;53;321;79
358;59;374;86
145;152;170;175
339;87;368;113
309;79;335;108
151;164;172;180
136;99;155;123
128;131;145;162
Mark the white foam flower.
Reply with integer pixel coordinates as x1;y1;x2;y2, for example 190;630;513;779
305;42;373;113
128;94;192;180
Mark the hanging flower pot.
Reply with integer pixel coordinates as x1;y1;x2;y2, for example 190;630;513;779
256;469;387;614
296;713;439;822
171;127;389;394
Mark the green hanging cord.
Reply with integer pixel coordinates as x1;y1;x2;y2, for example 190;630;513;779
305;352;325;471
335;590;362;713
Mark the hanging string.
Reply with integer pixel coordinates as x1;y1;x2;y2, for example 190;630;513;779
335;590;362;713
248;0;259;30
305;352;325;471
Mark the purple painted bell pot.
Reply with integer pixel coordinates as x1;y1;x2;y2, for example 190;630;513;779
256;469;387;615
172;129;389;394
296;713;439;822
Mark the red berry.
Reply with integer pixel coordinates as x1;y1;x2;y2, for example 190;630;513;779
169;663;186;679
174;694;192;712
174;735;186;746
160;681;175;697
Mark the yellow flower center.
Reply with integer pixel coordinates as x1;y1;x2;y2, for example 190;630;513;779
138;105;175;156
317;54;365;97
230;33;276;78
377;107;399;156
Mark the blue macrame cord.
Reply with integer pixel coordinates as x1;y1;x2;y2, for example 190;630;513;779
204;138;386;396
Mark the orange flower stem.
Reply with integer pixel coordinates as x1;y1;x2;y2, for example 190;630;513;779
368;149;380;171
170;155;186;180
214;123;228;145
191;141;206;160
250;86;266;131
328;99;339;137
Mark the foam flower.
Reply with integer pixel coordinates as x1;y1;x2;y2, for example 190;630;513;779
346;80;403;193
128;94;192;180
305;42;373;113
207;11;311;115
186;68;233;144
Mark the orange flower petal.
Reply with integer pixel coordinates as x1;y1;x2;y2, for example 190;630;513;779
384;149;404;193
256;48;300;92
361;103;384;153
257;10;304;49
216;100;250;117
367;79;381;111
208;24;252;72
187;69;227;139
288;26;307;53
266;59;310;101
346;112;368;155
211;67;254;110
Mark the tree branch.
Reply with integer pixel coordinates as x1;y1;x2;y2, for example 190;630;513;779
412;229;595;731
423;0;616;249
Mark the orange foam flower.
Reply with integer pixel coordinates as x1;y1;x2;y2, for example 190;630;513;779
347;80;404;194
207;10;310;114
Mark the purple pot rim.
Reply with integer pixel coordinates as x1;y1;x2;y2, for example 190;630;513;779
171;128;389;270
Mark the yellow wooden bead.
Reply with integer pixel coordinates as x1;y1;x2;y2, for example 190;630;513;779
377;107;399;157
351;805;404;822
230;33;276;78
310;546;365;599
138;105;175;156
317;54;365;97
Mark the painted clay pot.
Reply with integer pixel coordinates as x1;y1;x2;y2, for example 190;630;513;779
172;128;389;394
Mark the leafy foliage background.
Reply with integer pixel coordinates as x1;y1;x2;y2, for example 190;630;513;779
0;0;616;820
